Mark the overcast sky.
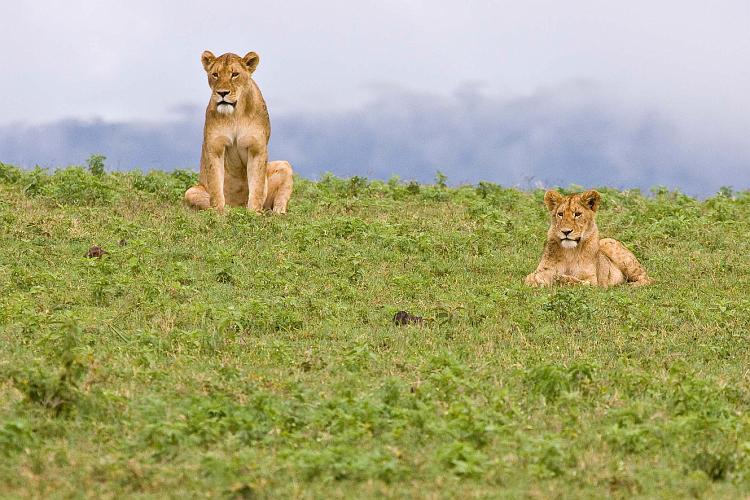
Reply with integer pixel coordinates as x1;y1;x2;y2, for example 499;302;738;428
2;1;748;122
1;1;749;193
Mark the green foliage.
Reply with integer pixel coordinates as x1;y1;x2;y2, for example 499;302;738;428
0;162;22;183
7;319;88;416
130;169;198;201
435;170;448;189
690;449;737;481
525;362;595;401
86;154;106;176
43;166;117;205
0;421;36;456
542;287;594;322
0;164;749;497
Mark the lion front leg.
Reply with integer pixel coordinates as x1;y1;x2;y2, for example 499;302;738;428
560;266;597;286
246;147;268;213
558;274;592;285
524;269;556;287
206;158;226;212
202;140;227;212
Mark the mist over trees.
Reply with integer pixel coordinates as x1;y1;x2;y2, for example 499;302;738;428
1;82;747;196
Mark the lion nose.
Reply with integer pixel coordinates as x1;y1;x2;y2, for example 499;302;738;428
217;91;230;98
562;229;573;236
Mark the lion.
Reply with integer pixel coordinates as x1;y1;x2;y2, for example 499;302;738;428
524;190;652;287
184;50;293;214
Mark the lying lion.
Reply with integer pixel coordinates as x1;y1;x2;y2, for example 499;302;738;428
525;190;652;287
184;50;293;214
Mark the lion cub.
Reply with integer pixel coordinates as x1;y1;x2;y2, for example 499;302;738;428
525;190;651;287
184;50;293;214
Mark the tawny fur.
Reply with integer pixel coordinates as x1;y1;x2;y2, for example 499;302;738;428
184;50;293;214
524;190;652;287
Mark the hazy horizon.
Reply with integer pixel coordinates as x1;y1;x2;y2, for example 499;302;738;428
1;1;749;195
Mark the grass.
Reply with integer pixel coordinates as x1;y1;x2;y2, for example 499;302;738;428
1;161;749;498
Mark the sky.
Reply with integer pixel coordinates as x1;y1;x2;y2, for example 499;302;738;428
1;1;749;195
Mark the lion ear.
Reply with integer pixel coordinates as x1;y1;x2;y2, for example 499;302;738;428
243;52;260;74
581;190;601;211
201;51;216;71
544;190;564;212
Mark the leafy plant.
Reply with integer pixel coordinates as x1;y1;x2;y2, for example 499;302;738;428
0;164;749;497
86;154;107;176
8;320;88;416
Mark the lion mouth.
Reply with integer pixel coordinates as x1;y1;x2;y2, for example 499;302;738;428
560;237;580;249
216;102;236;114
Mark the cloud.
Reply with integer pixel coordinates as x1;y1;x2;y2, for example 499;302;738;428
0;112;200;172
1;82;747;196
2;1;749;126
272;82;749;195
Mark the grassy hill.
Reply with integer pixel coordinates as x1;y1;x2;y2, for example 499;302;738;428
1;162;749;498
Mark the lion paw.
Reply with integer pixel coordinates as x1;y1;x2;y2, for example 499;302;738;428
558;274;591;285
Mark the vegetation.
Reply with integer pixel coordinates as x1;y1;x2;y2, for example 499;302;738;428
1;159;749;498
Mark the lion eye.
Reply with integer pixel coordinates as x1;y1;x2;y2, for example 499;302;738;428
574;212;582;218
231;72;239;79
557;212;563;217
211;72;218;78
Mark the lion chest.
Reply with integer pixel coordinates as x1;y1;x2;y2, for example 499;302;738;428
554;251;598;281
210;122;266;169
223;140;249;173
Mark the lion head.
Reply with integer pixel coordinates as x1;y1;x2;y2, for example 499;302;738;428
543;190;601;249
200;50;260;115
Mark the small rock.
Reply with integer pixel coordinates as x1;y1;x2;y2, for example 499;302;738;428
85;245;107;258
393;310;424;326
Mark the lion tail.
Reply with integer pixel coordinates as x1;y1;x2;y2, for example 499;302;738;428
184;185;211;210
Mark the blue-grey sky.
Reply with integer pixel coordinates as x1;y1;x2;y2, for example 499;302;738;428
1;1;749;194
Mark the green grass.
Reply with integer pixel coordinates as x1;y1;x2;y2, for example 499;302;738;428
1;161;749;498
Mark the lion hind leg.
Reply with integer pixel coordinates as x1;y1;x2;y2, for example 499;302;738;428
599;238;652;286
184;184;211;210
264;161;294;214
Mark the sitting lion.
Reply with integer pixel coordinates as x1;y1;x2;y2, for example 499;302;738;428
525;190;652;287
184;50;293;214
